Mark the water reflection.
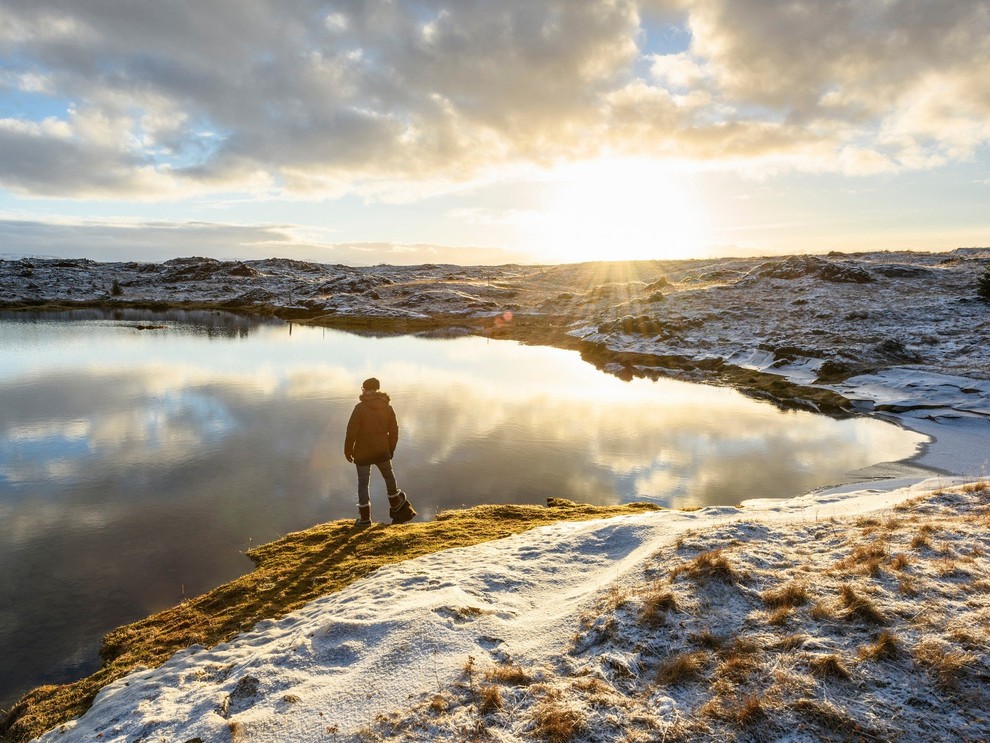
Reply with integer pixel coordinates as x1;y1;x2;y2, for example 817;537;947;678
0;311;926;707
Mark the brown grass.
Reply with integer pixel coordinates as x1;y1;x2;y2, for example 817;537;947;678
1;499;658;743
889;553;911;571
714;639;763;684
639;587;678;627
913;639;975;689
858;630;899;661
807;654;851;680
485;664;534;687
477;685;503;714
839;585;887;625
835;541;888;576
790;698;877;739
766;606;794;626
428;694;449;716
532;695;584;743
689;630;725;650
700;694;765;727
898;576;919;596
656;651;709;685
671;549;739;584
809;601;838;622
761;581;809;609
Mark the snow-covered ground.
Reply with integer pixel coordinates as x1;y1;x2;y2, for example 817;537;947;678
4;250;989;740
36;478;990;742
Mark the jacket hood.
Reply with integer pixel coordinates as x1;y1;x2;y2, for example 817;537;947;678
359;390;390;405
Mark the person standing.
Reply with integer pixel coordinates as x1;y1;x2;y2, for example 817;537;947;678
344;377;415;525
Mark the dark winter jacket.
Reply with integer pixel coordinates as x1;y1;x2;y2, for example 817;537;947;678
344;391;399;466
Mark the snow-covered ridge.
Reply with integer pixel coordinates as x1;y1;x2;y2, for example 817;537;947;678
3;250;988;379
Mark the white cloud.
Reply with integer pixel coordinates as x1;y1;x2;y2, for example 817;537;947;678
0;0;988;199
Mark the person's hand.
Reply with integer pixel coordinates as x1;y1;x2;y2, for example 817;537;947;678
346;454;354;463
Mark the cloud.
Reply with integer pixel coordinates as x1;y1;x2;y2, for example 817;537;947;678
1;0;989;198
0;218;531;265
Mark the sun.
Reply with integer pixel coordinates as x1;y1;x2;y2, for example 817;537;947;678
532;158;707;262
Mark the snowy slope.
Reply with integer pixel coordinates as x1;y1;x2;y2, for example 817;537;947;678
38;477;986;742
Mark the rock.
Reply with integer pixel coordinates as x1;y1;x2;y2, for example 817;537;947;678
873;338;923;363
644;276;670;292
871;264;932;278
747;256;873;284
226;262;261;278
224;288;278;306
598;315;666;336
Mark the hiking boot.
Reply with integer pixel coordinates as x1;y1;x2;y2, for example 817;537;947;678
355;504;372;526
388;491;416;525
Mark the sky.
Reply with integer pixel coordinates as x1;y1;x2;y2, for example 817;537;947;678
1;0;989;265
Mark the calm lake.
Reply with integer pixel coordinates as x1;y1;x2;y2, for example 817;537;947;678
0;310;927;707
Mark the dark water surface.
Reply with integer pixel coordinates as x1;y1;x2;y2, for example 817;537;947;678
0;310;926;707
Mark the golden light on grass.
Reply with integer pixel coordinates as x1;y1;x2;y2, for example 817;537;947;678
477;684;503;714
913;638;976;690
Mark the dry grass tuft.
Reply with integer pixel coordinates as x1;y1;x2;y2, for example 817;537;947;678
656;651;709;686
858;630;899;661
690;629;725;650
428;694;449;716
913;638;975;689
855;516;881;531
761;580;809;610
671;549;739;584
807;654;851;680
836;541;888;575
571;677;611;696
638;587;678;628
766;606;793;626
714;640;763;684
839;584;886;625
532;695;585;743
477;684;503;714
790;698;874;739
485;664;534;687
701;694;766;727
809;601;838;622
897;576;918;596
888;552;911;571
772;634;808;651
